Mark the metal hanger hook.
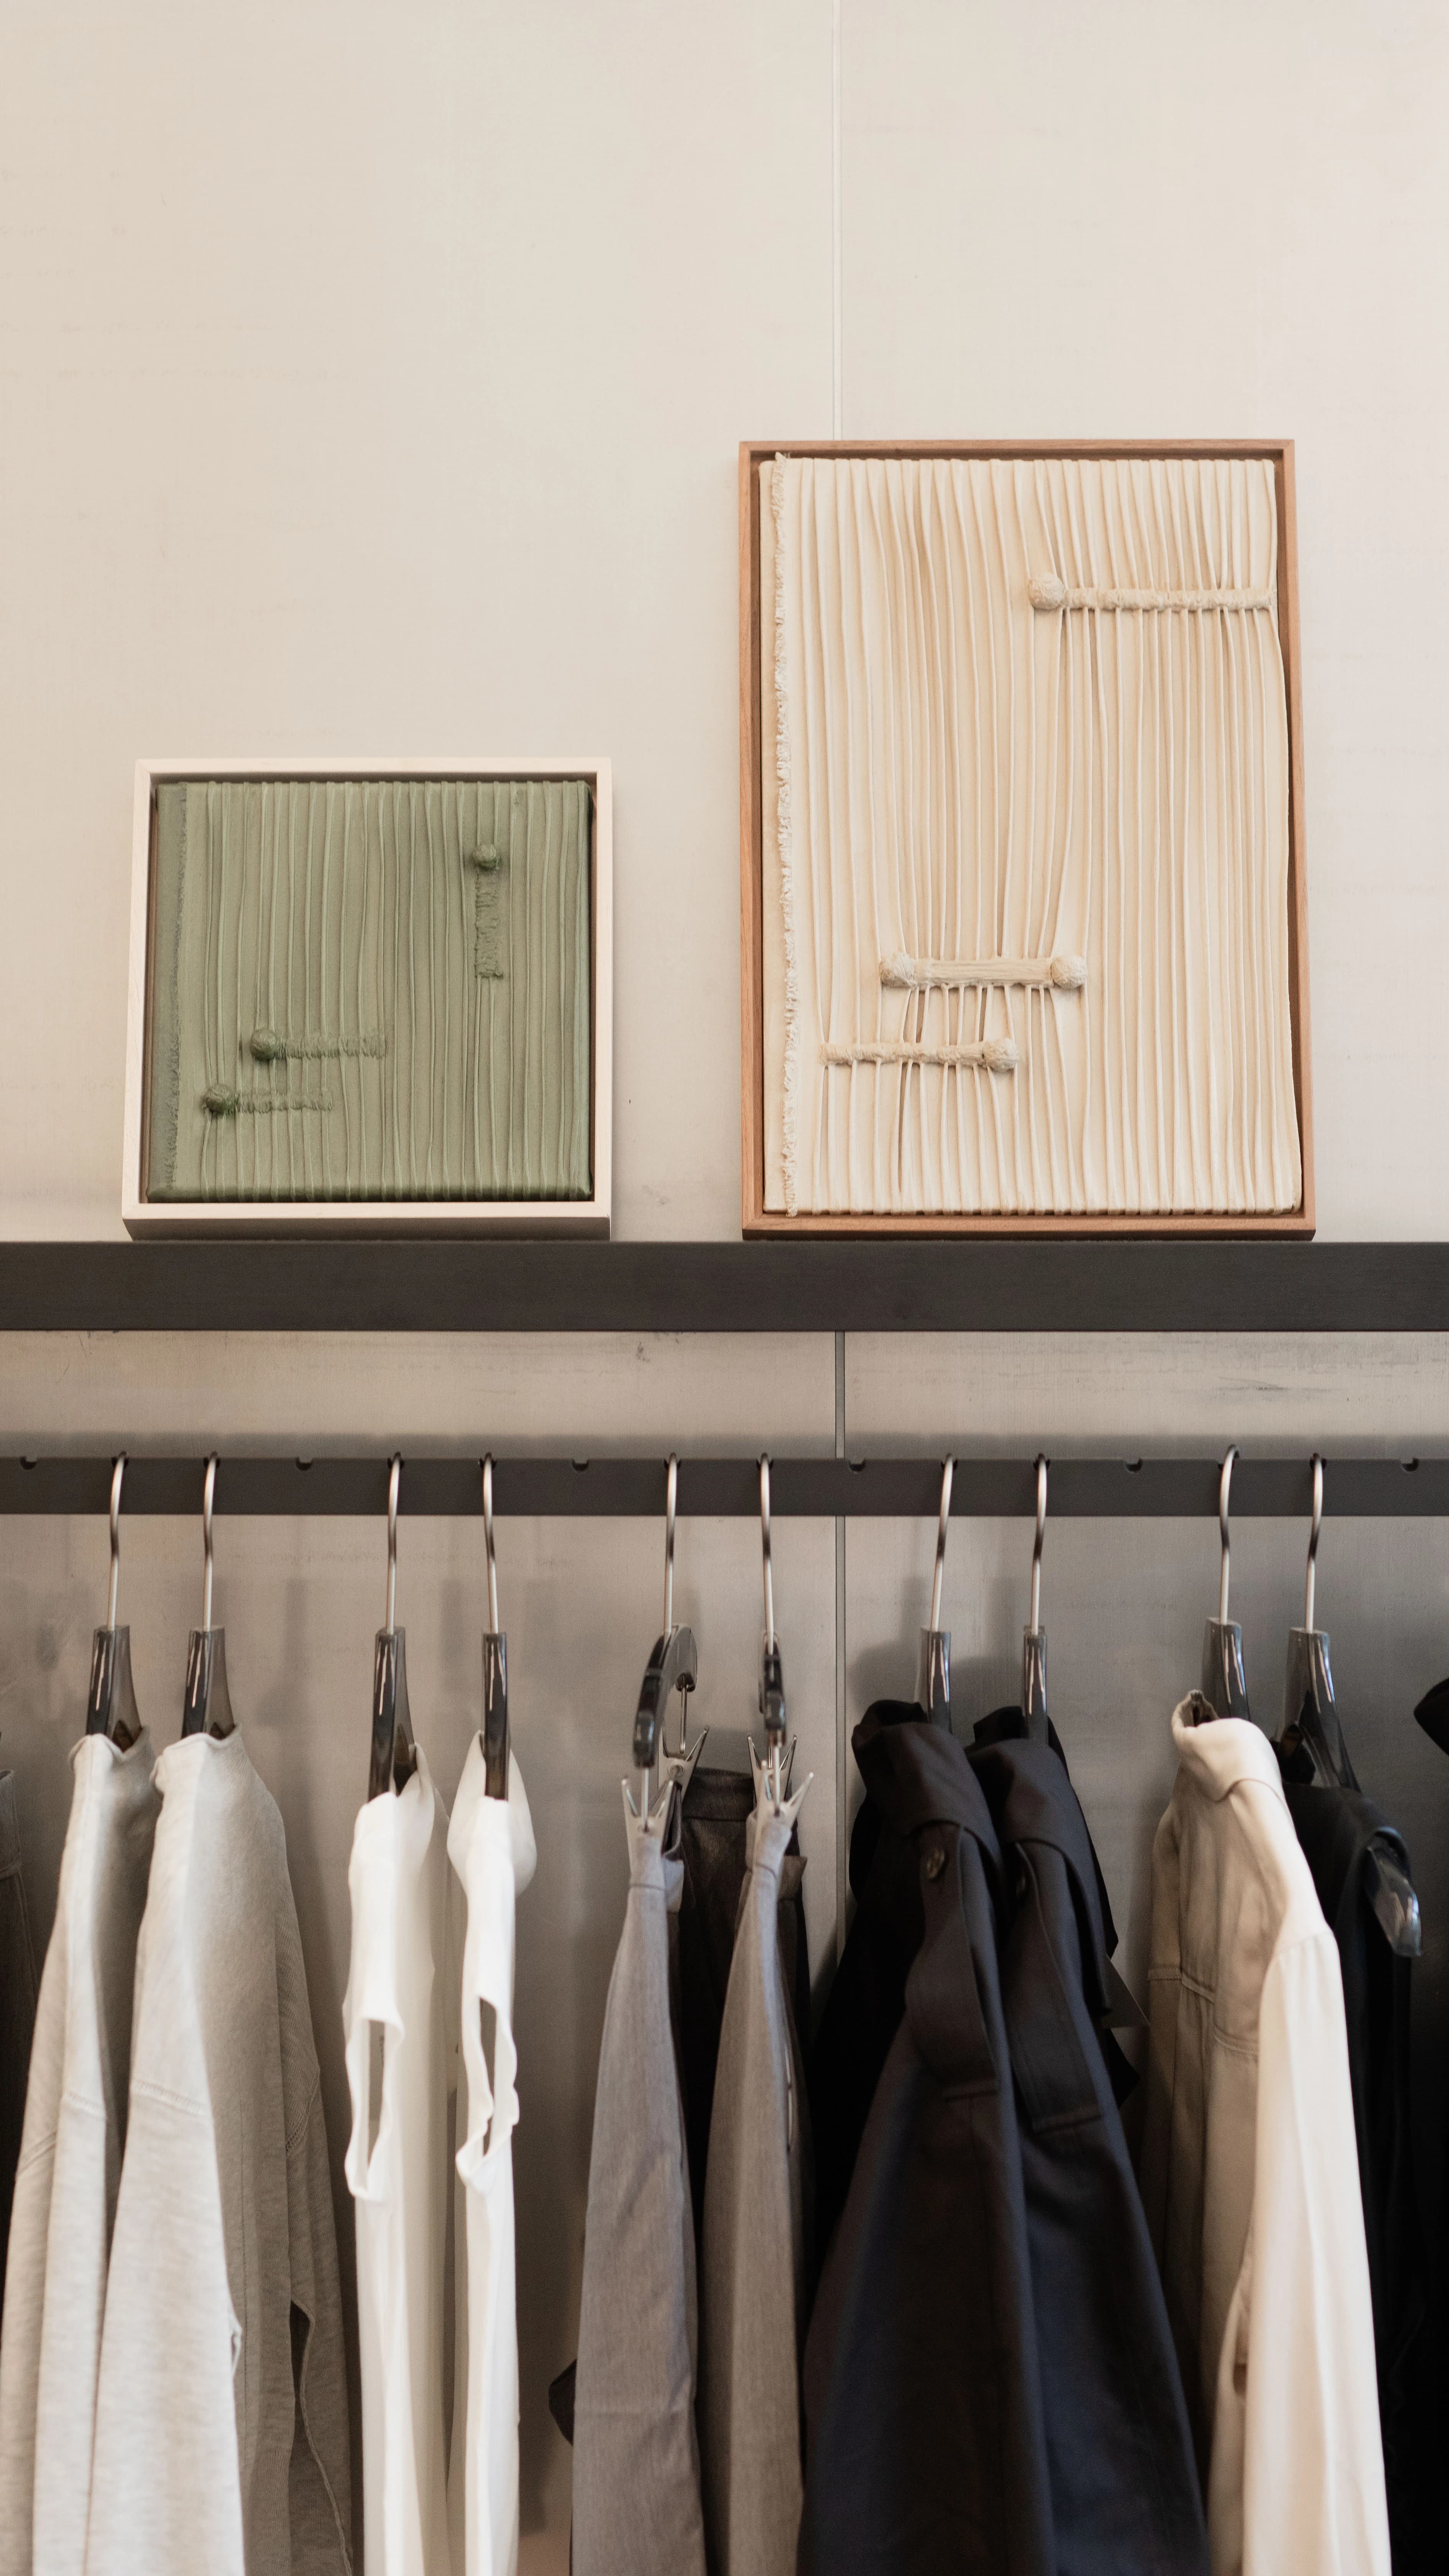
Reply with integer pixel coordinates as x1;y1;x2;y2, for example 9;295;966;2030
201;1452;218;1631
481;1454;499;1633
107;1452;125;1631
759;1453;775;1653
1029;1453;1048;1633
1218;1444;1238;1625
930;1456;955;1635
663;1452;678;1633
1305;1451;1324;1631
386;1453;401;1635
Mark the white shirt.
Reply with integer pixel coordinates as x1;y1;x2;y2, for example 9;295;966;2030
0;1731;159;2576
344;1746;455;2576
447;1745;535;2576
1139;1700;1389;2576
85;1730;352;2576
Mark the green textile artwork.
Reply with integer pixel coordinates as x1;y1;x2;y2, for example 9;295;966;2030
146;777;593;1201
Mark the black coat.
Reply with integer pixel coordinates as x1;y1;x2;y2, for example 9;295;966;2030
970;1729;1208;2576
800;1706;1054;2576
807;1700;932;2267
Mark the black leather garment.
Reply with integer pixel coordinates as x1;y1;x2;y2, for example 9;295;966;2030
1280;1768;1425;2575
970;1730;1209;2576
799;1706;1055;2576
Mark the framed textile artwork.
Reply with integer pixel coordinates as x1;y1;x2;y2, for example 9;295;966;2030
122;759;611;1234
739;442;1313;1235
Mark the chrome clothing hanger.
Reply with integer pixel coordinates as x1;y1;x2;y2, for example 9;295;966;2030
181;1453;235;1740
85;1452;141;1748
367;1453;416;1799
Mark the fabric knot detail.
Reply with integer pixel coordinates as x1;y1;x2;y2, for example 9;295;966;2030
820;1038;1020;1076
880;952;1088;995
1028;574;1275;613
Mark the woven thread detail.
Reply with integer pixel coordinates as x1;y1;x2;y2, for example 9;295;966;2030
1028;575;1273;613
821;1038;1019;1074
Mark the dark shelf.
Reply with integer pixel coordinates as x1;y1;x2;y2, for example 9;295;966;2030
0;1240;1442;1334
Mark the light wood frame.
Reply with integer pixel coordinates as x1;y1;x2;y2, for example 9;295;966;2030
739;440;1314;1239
123;757;613;1237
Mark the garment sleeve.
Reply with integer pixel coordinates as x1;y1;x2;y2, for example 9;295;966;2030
84;2086;246;2576
286;2081;355;2574
1215;1928;1389;2576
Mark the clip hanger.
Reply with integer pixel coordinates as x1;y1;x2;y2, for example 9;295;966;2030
748;1454;812;1819
1277;1454;1420;1957
368;1454;417;1799
481;1455;509;1800
85;1452;141;1748
915;1457;954;1727
1021;1454;1049;1738
181;1454;235;1740
1199;1444;1252;1720
627;1454;704;1831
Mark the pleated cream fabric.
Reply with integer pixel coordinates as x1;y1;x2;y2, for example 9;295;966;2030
762;453;1301;1217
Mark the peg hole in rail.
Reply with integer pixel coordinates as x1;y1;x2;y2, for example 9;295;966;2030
1125;1459;1143;1475
1403;1457;1420;1473
20;1458;36;1471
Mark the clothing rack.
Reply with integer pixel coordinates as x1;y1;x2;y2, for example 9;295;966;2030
1;1452;1446;1516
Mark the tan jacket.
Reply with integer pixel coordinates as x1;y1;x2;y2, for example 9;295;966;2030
1140;1700;1388;2576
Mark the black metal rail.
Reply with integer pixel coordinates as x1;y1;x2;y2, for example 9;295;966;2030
0;1454;1443;1518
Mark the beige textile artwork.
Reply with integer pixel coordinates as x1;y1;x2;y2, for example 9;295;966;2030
760;454;1302;1218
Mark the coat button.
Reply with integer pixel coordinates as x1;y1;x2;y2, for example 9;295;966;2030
923;1845;946;1881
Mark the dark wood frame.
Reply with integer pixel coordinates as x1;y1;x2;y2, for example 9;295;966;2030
739;439;1314;1239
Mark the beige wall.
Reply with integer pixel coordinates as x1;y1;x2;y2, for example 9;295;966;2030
4;5;1449;2565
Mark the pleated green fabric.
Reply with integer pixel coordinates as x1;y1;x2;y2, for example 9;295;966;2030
146;778;593;1202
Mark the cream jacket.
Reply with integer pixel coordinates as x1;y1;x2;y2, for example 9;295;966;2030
1139;1700;1388;2576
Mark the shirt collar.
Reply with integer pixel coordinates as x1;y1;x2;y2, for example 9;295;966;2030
1170;1692;1288;1804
